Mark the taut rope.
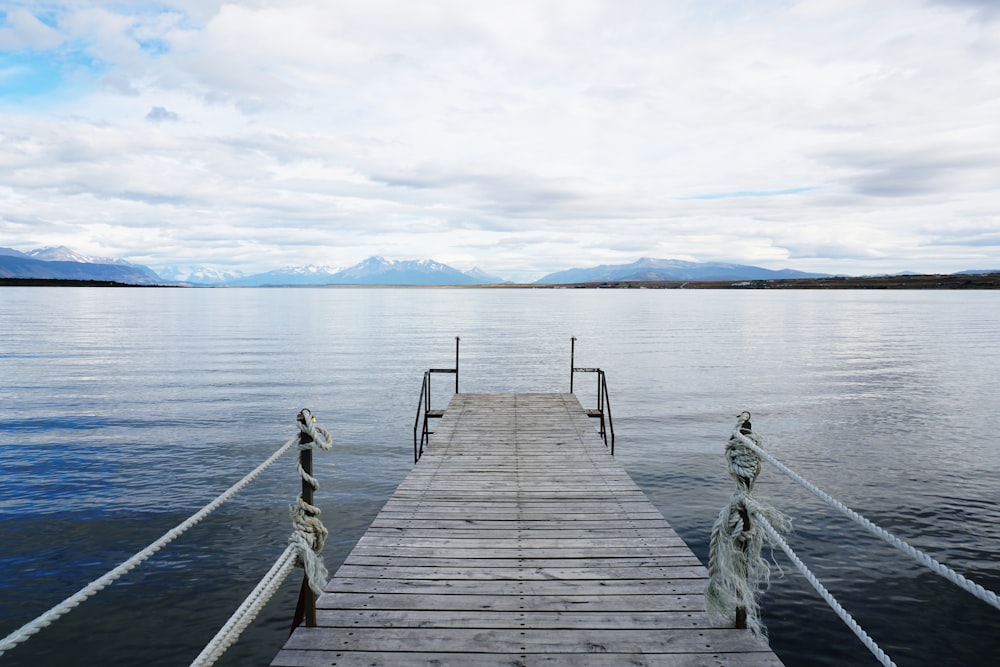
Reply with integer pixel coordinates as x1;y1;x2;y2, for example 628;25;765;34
731;423;1000;613
191;409;334;666
0;432;301;657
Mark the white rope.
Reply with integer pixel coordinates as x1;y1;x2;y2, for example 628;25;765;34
189;545;299;667
757;516;897;667
705;414;790;637
0;433;300;657
731;428;1000;612
189;410;334;666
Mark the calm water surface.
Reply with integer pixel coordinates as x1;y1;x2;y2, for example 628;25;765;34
1;287;998;666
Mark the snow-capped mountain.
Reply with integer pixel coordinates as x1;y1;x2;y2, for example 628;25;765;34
462;266;508;284
25;246;153;270
327;256;481;285
26;246;100;263
229;264;343;286
157;266;249;285
194;257;505;286
0;246;164;284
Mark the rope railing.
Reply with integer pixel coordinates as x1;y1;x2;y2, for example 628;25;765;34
757;516;896;667
191;410;333;667
707;412;1000;667
0;409;332;663
730;420;1000;613
189;545;299;667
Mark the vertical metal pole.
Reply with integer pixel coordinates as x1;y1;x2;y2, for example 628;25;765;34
570;336;576;393
423;372;430;457
291;411;317;631
455;336;460;394
596;372;603;412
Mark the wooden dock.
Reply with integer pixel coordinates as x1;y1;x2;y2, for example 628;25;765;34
273;393;782;666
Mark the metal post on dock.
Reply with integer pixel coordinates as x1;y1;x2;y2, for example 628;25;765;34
570;336;576;393
455;336;460;394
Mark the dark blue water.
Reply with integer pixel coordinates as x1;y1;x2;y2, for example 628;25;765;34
1;287;998;666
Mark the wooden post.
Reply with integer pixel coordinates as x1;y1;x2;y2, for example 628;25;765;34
290;412;317;632
734;413;755;630
735;504;751;629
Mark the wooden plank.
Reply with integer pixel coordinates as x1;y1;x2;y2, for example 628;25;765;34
346;546;693;559
316;592;706;612
353;537;687;549
358;529;686;540
273;649;785;667
332;564;709;580
368;518;675;528
343;555;703;568
272;393;782;666
315;609;721;629
281;626;774;654
324;577;707;595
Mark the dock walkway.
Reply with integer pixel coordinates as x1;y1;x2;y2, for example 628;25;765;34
273;393;782;666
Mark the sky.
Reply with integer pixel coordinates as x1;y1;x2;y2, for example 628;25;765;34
1;0;998;282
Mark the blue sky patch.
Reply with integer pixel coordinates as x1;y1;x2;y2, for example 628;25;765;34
137;38;170;56
0;52;64;99
0;50;102;103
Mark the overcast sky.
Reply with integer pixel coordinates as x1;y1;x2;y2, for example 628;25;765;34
1;1;998;281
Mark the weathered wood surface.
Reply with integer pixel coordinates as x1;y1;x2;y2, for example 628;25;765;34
273;393;782;666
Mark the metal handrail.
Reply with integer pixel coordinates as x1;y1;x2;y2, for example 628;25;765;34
570;337;616;454
413;338;459;462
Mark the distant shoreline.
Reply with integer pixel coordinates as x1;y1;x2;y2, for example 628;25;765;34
523;272;1000;290
2;273;998;289
0;278;156;287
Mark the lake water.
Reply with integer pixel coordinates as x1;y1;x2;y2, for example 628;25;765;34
1;287;998;666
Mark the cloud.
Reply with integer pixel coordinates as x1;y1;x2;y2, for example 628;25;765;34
821;147;1000;198
145;106;179;122
1;1;999;279
928;0;1000;21
0;9;63;50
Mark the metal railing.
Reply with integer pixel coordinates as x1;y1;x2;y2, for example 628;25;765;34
570;337;616;454
413;337;459;462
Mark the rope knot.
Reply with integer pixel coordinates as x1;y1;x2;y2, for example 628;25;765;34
705;413;790;638
289;506;330;595
297;409;333;452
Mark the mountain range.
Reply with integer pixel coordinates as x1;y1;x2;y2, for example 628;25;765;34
189;257;508;286
0;246;163;285
535;257;827;283
2;246;996;286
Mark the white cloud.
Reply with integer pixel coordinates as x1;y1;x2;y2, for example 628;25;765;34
0;9;63;50
1;0;999;281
